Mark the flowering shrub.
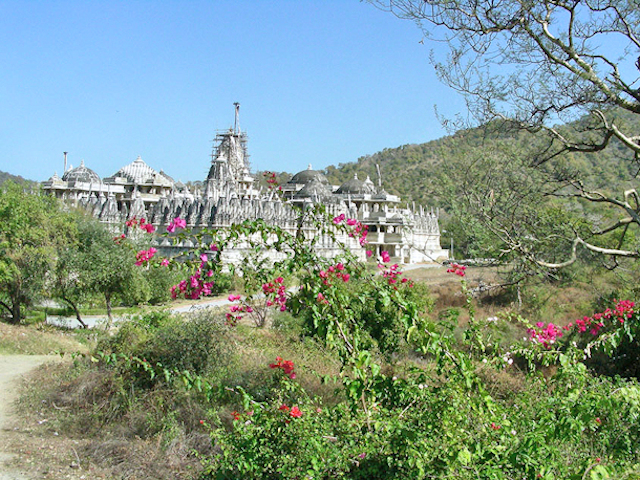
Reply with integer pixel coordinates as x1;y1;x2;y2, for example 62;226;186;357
224;276;289;327
165;217;186;233
446;262;467;276
125;216;156;234
269;356;296;379
332;213;368;246
91;207;640;479
523;299;638;367
135;247;157;266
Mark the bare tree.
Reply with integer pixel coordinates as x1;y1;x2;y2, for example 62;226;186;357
369;0;640;267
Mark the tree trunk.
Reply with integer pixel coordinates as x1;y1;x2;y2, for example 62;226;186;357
62;295;87;329
73;304;88;329
0;300;19;324
105;292;113;330
10;301;21;325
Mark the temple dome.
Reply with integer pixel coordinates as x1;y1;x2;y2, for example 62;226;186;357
111;156;157;184
294;177;333;200
336;174;372;195
61;160;101;183
289;164;329;185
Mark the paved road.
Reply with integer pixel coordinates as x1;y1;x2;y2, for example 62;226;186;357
46;297;233;329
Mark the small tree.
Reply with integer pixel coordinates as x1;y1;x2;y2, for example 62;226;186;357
75;220;140;327
0;182;73;323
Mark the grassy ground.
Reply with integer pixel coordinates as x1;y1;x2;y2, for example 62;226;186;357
0;322;93;355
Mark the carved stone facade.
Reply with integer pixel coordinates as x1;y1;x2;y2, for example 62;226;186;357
43;110;448;264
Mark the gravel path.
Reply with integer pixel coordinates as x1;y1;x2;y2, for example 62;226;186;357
0;355;60;480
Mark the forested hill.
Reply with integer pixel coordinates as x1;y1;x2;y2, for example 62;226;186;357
0;170;37;188
322;111;640;207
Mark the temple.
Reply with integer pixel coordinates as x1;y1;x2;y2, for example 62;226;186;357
43;105;448;264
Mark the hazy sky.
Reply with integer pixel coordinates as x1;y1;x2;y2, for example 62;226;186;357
1;1;464;182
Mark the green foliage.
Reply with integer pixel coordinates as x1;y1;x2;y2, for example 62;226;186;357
0;182;74;323
99;310;234;387
45;211;640;479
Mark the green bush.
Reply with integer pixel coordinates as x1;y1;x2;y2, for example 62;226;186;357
137;312;231;375
143;267;184;305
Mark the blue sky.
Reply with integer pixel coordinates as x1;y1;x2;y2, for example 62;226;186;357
0;1;463;182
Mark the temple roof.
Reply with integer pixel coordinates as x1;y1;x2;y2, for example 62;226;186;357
61;160;101;184
336;173;375;195
107;156;172;186
289;164;329;185
294;177;333;200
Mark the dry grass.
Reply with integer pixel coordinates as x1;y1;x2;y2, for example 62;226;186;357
0;321;91;355
406;265;608;326
15;361;208;480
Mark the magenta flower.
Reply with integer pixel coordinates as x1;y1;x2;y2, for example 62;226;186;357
166;217;187;233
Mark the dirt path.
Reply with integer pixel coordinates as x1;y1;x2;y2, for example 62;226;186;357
0;355;60;480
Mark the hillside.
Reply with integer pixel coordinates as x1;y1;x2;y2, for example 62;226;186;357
322;111;640;208
0;170;37;188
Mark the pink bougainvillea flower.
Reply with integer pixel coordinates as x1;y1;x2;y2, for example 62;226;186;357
366;250;373;257
228;294;241;302
317;292;329;304
134;247;157;266
160;258;170;266
281;360;295;375
381;251;391;263
166;217;187;233
270;356;296;379
289;406;302;418
446;262;467;277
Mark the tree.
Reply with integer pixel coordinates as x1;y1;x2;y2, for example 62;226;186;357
54;215;163;327
73;219;141;327
53;245;90;329
369;0;640;268
0;183;73;323
52;213;104;329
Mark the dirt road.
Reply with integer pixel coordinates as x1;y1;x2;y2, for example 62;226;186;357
0;355;60;480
